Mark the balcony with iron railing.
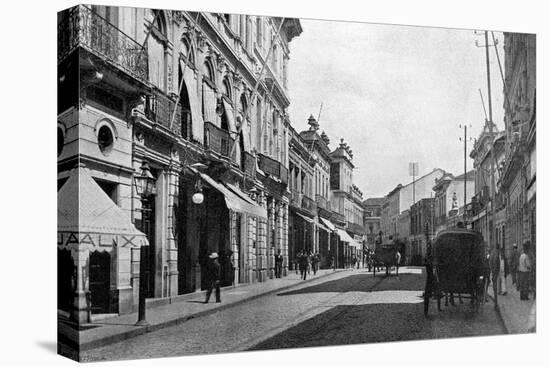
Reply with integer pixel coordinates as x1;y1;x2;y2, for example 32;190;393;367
58;5;149;83
347;221;365;235
258;153;288;185
301;195;317;213
204;121;234;159
315;194;331;211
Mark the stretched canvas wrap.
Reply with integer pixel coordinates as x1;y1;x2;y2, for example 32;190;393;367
57;3;536;362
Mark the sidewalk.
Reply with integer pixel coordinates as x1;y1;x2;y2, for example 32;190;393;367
58;268;348;352
487;274;536;334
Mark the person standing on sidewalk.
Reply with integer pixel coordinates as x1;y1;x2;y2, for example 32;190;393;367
312;252;319;275
274;249;283;278
395;250;402;276
204;253;221;304
489;246;500;309
518;242;532;301
510;243;520;291
299;251;308;280
498;247;508;295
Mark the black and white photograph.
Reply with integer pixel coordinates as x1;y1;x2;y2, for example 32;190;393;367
2;0;546;366
54;1;538;362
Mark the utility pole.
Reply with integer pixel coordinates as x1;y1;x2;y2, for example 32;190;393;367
459;124;472;217
476;30;496;252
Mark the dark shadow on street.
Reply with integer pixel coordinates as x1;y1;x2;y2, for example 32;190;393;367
278;272;425;296
249;300;505;351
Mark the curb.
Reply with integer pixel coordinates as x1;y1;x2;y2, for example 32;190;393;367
486;294;510;334
72;269;348;352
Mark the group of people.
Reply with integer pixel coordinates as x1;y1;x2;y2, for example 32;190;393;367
485;241;534;305
295;251;320;280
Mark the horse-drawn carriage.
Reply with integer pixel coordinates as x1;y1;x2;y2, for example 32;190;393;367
424;228;486;316
372;242;400;277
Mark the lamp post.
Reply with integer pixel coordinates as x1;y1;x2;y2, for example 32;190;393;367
134;161;156;326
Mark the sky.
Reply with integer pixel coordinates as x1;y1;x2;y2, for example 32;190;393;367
287;19;505;199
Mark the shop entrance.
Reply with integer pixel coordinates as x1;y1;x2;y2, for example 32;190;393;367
89;251;111;314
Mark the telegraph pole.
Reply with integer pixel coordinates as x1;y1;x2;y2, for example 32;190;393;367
476;30;496;252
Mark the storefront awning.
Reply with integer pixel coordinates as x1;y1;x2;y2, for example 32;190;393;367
296;212;314;223
320;217;336;232
197;171;267;219
317;221;332;233
335;228;360;248
58;164;148;252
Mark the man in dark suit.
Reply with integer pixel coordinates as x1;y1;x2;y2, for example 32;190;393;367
204;252;221;303
274;249;284;278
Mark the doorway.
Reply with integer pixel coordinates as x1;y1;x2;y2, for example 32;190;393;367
89;251;111;314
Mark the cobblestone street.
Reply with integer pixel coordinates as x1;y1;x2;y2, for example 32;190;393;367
81;268;505;361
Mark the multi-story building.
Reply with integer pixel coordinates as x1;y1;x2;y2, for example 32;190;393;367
409;198;435;264
329;139;363;268
300;115;334;268
288;125;317;268
470;126;506;249
380;168;445;243
433;170;475;234
499;32;536;265
57;5;301;322
363;197;384;260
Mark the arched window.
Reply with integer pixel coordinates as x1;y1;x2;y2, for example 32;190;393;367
272;44;278;73
256;17;262;48
148;10;168;91
181;38;195;67
222;77;232;100
202;59;217;123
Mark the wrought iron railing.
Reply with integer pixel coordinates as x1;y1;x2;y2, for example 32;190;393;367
258;153;288;184
315;194;331;211
302;195;317;212
290;191;302;208
58;5;148;82
346;221;365;235
204;121;234;158
242;152;256;179
145;91;181;132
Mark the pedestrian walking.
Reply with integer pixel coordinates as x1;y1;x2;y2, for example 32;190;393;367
274;249;284;278
497;246;508;295
299;251;308;280
482;247;491;303
307;251;312;275
204;252;221;304
518;242;532;300
312;252;319;275
510;243;520;290
331;256;336;271
351;256;357;270
489;246;500;309
395;250;402;276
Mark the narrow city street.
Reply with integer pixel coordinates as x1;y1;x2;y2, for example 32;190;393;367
81;268;505;362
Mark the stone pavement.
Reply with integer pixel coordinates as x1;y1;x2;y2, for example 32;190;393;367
58;268;348;352
487;274;536;334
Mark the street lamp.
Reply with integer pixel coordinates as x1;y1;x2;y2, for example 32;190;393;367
134;161;156;326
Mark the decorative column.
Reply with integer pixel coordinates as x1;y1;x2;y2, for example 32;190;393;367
70;245;91;324
282;203;289;276
256;192;268;282
166;158;180;297
267;198;276;279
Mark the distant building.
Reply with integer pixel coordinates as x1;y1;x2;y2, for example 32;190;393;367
329;139;363;267
363;197;384;250
433;170;475;235
380;168;445;242
409;198;435;264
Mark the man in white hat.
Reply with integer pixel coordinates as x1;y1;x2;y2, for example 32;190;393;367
204;252;221;303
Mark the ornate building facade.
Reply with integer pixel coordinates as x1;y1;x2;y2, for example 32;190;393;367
57;5;301;322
